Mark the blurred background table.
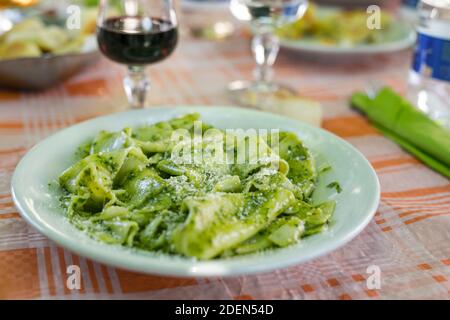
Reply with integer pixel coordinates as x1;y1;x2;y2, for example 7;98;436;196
0;30;449;299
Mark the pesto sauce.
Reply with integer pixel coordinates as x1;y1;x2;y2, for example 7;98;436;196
327;181;342;193
57;114;337;259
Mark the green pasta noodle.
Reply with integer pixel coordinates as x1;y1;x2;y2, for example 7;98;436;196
57;113;336;260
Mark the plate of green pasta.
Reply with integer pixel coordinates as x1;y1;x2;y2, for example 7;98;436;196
11;107;379;277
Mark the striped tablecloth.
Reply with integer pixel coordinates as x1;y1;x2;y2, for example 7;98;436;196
0;35;449;300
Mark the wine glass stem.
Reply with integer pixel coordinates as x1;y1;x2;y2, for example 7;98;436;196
251;28;280;85
124;65;149;109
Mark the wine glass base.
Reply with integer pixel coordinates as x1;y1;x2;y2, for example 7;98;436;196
227;80;297;110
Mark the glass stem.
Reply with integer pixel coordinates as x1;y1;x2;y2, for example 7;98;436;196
124;65;149;109
251;28;279;85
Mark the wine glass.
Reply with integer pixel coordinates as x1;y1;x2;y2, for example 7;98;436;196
97;0;178;109
229;0;308;108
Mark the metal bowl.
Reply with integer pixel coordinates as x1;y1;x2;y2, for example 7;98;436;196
0;37;100;91
0;8;100;91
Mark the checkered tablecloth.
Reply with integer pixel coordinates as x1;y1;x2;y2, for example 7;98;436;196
0;34;449;300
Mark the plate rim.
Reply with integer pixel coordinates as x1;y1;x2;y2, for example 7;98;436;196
11;106;380;277
182;0;230;11
280;31;416;55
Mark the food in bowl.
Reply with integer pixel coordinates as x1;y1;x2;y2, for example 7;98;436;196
278;3;402;47
0;11;96;60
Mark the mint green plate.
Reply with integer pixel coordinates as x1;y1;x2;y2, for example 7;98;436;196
11;107;380;277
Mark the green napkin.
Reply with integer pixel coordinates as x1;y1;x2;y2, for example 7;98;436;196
351;87;450;179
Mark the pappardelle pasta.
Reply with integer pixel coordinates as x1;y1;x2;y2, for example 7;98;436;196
57;113;335;260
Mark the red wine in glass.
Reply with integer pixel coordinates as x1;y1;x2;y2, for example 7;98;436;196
97;0;179;109
97;16;178;65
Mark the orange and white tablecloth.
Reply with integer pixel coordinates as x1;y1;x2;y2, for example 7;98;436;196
0;35;449;300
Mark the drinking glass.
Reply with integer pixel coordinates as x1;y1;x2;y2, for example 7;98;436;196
97;0;178;108
229;0;308;108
